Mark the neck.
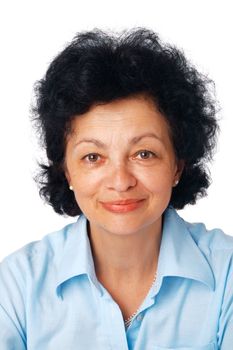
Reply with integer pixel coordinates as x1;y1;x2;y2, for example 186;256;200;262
87;218;162;286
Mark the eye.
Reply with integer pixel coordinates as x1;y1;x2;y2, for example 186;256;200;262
135;150;156;159
83;153;100;163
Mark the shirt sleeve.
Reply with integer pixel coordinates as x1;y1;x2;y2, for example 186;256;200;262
218;254;233;349
0;256;27;349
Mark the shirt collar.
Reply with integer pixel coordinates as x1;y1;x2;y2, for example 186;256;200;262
157;207;215;291
56;207;215;297
55;215;102;297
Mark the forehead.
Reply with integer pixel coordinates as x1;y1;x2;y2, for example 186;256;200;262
69;94;171;139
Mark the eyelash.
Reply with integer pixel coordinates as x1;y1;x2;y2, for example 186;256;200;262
82;150;156;164
134;150;156;160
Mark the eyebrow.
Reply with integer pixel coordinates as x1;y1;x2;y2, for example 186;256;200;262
74;132;163;149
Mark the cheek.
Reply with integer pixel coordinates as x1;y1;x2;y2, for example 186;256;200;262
68;160;175;196
67;157;99;181
71;168;103;198
136;166;174;193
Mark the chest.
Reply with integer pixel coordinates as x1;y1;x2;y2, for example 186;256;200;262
27;276;219;349
97;274;156;321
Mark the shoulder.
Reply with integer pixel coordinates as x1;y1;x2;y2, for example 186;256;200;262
0;220;76;280
166;207;233;254
184;218;233;252
181;214;233;280
167;207;233;278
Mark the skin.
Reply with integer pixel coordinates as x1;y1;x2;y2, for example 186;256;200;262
64;94;184;311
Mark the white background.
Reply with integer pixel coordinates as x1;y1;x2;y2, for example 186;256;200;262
0;1;232;260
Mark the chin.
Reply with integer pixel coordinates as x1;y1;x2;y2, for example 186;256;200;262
97;214;158;236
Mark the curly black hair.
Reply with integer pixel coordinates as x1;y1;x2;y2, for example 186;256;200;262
32;27;219;216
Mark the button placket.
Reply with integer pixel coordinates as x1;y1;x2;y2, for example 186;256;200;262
106;300;129;349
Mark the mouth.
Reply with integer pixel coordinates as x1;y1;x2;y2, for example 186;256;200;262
100;199;145;213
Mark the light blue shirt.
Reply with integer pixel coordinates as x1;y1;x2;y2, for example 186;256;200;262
1;207;233;349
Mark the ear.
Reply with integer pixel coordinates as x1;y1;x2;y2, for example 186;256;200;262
65;171;71;185
64;169;71;186
63;161;71;185
174;159;185;184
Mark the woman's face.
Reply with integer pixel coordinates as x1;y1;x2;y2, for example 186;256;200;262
65;94;183;236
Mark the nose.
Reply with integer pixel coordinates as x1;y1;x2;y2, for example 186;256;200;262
106;163;137;192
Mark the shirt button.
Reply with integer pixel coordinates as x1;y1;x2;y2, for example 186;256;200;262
136;314;143;322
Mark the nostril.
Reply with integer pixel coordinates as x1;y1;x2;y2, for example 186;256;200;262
106;166;137;191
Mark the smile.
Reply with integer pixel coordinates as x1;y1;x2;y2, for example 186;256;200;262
100;199;145;213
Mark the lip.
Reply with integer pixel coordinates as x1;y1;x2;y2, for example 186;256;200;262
100;199;145;213
102;199;144;205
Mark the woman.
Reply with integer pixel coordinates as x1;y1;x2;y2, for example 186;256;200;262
0;27;232;349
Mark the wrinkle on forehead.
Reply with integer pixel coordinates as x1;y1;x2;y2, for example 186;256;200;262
67;94;171;147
